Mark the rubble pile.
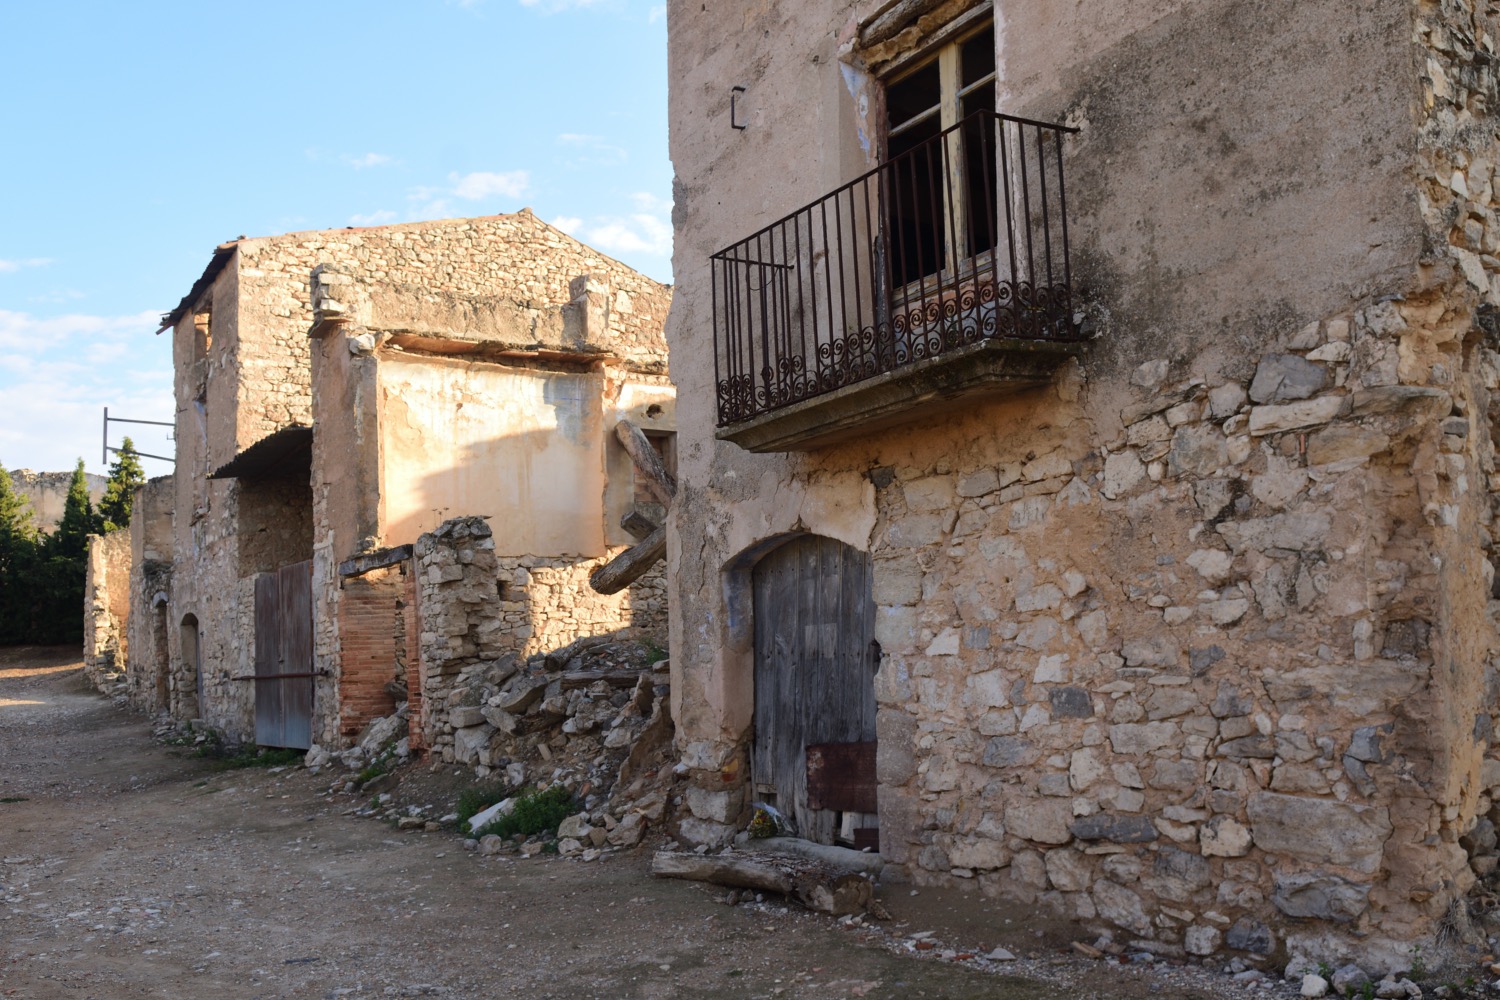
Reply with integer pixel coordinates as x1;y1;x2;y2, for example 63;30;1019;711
307;636;680;855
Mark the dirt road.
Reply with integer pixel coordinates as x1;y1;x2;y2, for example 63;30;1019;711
0;649;1275;999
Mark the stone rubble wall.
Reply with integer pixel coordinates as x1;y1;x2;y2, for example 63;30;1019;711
664;0;1500;971
413;516;666;763
123;559;172;715
83;531;131;690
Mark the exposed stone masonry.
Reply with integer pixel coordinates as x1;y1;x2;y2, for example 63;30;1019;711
414;517;665;764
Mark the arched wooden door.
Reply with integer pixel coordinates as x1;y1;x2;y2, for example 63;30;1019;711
752;535;878;846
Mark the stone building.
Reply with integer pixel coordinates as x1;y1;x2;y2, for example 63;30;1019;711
664;0;1500;969
153;212;672;752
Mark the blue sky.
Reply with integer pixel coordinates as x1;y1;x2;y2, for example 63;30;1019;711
0;0;670;479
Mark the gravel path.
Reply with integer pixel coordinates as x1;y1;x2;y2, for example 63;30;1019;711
0;647;1304;999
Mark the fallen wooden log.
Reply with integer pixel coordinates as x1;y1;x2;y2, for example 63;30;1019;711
650;849;875;916
589;525;665;595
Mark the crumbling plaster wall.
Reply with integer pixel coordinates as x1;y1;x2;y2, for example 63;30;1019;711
125;477;174;715
666;0;1500;967
83;531;131;690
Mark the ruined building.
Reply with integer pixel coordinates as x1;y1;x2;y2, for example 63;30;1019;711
664;0;1500;968
130;212;671;754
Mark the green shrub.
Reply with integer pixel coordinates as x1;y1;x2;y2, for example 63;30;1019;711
202;745;304;772
474;785;575;839
455;780;513;827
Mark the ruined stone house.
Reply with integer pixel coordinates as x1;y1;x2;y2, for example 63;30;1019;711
135;212;671;754
664;0;1500;969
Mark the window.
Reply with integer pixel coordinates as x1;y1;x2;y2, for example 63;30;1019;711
884;22;997;288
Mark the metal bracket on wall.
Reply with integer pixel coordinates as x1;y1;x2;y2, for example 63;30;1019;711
102;406;176;464
731;86;747;130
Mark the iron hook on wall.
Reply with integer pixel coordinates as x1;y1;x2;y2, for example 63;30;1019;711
731;86;748;130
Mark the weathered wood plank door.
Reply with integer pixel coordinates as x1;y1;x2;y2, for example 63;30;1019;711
752;535;877;845
254;560;314;749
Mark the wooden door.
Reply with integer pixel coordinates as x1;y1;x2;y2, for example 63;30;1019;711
752;535;878;845
254;560;314;749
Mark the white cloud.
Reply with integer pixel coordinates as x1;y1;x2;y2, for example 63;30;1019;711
0;308;158;351
343;152;393;169
649;4;665;22
565;191;673;260
550;215;583;232
349;209;398;226
0;309;173;474
0;257;53;273
450;170;530;200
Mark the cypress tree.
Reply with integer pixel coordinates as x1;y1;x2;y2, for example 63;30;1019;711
98;437;145;533
33;459;97;644
0;465;37;644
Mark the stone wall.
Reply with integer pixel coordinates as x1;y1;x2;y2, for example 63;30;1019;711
124;477;176;716
413;517;666;763
663;0;1500;971
83;531;130;690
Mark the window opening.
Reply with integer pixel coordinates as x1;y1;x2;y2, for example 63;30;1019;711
884;21;997;288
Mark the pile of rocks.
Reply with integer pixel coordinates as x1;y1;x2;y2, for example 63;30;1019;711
311;635;680;855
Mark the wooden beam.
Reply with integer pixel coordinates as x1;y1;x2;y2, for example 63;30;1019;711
560;669;647;689
589;526;665;595
621;510;659;541
616;419;675;505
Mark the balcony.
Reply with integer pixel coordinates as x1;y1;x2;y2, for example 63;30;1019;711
712;110;1084;452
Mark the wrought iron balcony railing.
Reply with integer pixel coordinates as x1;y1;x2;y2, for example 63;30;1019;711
712;110;1082;427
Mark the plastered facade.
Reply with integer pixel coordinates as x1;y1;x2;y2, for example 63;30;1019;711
306;218;674;750
666;0;1500;968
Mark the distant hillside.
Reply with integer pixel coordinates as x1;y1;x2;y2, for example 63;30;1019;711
9;469;108;532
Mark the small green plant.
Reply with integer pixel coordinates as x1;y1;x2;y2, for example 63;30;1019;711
474;785;575;839
455;780;513;828
1316;961;1333;980
354;759;391;786
200;744;304;771
1359;980;1376;1000
642;639;668;664
1409;945;1427;982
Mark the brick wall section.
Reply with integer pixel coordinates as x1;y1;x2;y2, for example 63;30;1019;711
336;565;406;739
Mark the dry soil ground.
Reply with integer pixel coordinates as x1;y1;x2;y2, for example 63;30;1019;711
0;648;1293;1000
